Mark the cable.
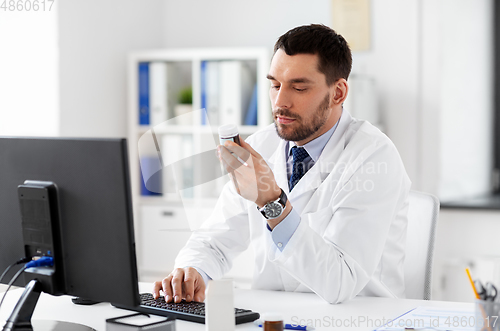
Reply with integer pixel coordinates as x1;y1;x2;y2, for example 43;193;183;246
25;257;54;269
0;256;54;312
0;257;31;284
0;265;27;312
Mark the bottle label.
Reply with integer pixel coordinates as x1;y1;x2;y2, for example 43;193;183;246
219;135;240;146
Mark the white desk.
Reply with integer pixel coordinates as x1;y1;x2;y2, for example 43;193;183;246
0;283;474;331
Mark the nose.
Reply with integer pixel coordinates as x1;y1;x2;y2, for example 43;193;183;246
272;88;292;109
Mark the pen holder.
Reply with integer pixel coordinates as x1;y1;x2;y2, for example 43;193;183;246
476;299;500;331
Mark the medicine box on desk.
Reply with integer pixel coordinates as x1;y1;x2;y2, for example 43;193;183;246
106;313;176;331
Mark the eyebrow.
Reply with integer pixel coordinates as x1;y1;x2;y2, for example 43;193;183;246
266;74;314;84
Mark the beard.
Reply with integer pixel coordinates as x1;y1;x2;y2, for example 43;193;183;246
273;93;330;142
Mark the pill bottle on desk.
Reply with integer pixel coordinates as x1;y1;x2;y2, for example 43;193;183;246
262;313;284;331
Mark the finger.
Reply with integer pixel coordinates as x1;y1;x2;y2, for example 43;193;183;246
218;146;248;172
217;147;235;175
223;141;252;164
162;275;174;302
194;278;206;302
194;291;206;302
183;268;197;302
171;269;185;303
152;281;162;299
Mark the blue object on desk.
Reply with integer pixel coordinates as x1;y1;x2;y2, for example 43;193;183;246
254;319;314;330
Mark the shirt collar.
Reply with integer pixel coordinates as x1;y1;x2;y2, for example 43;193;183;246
287;114;341;162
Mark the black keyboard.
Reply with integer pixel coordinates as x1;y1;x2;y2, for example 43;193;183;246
121;293;260;324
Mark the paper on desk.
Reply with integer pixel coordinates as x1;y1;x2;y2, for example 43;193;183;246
375;306;476;331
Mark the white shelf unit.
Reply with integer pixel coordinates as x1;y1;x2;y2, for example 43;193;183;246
127;48;271;282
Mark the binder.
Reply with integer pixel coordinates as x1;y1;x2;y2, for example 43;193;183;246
138;62;150;125
149;62;168;126
201;61;208;125
140;156;162;196
218;61;254;126
206;61;220;126
201;61;220;126
244;83;258;125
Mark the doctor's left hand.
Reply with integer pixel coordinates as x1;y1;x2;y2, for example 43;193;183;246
217;140;281;208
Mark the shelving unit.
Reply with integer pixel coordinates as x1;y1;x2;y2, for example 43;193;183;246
127;48;271;281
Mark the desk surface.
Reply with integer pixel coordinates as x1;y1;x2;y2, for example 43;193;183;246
0;283;474;331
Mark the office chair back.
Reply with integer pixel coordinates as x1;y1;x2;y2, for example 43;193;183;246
404;190;439;300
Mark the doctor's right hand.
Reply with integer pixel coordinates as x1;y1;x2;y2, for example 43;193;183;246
152;267;206;303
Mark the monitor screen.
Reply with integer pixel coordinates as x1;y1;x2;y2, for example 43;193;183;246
0;137;139;307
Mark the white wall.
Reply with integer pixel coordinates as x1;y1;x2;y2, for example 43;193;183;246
351;0;420;189
438;0;493;200
58;0;166;138
163;0;331;50
420;0;493;200
0;9;59;136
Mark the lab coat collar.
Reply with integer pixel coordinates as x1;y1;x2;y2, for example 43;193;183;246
268;110;353;199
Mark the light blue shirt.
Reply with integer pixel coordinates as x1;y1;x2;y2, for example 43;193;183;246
270;119;339;252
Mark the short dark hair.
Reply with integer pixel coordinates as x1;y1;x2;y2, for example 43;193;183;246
273;24;352;86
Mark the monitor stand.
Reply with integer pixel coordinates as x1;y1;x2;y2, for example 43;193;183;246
2;280;96;331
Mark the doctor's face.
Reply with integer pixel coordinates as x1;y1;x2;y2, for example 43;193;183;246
267;49;338;146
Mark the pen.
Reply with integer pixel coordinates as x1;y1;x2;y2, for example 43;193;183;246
465;268;493;331
465;267;480;299
253;320;314;330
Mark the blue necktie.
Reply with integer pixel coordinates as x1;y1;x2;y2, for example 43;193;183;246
289;146;310;191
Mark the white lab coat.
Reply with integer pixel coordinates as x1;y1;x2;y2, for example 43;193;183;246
175;110;411;304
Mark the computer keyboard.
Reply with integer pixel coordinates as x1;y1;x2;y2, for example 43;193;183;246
127;293;260;324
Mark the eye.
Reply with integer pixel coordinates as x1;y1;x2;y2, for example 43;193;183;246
271;85;280;90
294;88;306;92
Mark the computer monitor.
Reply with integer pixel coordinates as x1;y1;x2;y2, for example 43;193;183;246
0;137;140;330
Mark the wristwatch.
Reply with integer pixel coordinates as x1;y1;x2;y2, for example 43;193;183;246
257;189;287;219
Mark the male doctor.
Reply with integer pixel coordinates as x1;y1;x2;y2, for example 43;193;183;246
153;24;411;304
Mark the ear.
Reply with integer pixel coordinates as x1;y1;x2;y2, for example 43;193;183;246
331;78;348;105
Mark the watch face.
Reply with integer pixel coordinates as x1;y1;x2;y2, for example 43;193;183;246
264;202;283;219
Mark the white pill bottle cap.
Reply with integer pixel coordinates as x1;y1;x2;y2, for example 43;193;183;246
218;124;239;138
262;313;284;322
